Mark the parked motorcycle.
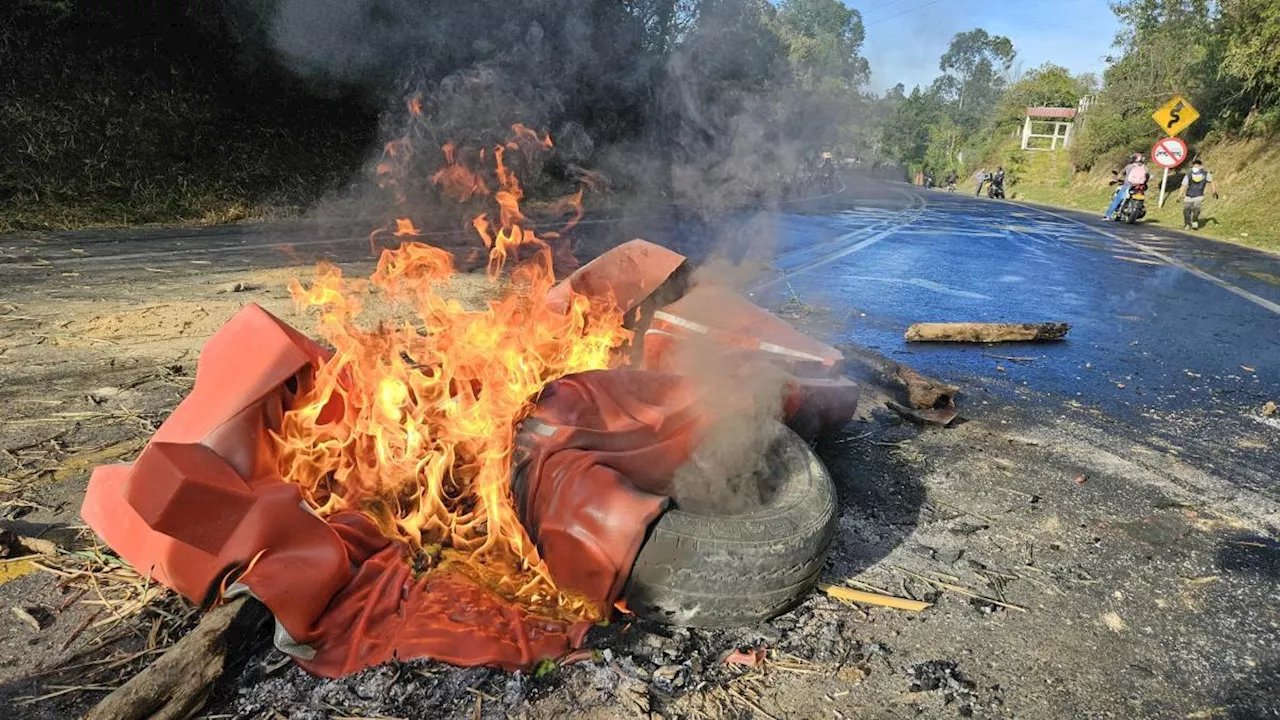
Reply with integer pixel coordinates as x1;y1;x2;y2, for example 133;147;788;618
1114;183;1147;224
986;179;1005;199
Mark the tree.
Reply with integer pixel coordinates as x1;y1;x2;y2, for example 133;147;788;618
935;29;1015;129
1071;0;1220;168
1220;0;1280;132
879;86;945;166
994;63;1090;127
772;0;870;90
764;0;871;152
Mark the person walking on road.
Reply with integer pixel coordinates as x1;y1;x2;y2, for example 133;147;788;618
1104;153;1149;220
1177;159;1219;230
974;168;988;197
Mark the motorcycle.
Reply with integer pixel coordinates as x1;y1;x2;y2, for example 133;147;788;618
1114;183;1147;224
987;179;1005;199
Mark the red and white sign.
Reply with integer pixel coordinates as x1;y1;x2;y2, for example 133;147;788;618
1152;137;1188;169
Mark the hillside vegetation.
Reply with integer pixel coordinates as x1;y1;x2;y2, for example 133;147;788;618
878;0;1280;253
1004;139;1280;253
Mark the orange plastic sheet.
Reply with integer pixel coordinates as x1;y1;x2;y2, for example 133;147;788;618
81;304;702;677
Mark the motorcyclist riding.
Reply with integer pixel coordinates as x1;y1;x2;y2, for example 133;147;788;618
945;169;957;192
1105;153;1149;220
819;153;835;193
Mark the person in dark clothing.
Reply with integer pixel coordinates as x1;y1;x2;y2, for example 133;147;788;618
945;169;957;192
987;167;1005;198
1177;159;1219;230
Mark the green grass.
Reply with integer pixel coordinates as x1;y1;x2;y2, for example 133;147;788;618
998;138;1280;254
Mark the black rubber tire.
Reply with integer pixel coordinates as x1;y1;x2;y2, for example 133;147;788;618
622;422;837;627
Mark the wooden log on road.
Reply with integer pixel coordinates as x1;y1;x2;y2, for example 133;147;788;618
904;322;1070;343
838;344;959;426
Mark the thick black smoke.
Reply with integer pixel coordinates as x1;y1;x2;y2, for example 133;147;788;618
231;0;824;213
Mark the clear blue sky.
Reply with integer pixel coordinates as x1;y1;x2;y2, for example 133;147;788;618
852;0;1121;92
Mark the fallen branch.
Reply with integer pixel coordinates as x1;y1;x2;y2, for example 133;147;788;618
85;595;270;720
905;322;1070;343
840;345;958;410
817;583;931;612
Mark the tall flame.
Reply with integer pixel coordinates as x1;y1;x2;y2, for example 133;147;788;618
274;124;630;620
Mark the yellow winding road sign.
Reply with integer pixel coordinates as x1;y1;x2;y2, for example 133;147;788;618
1152;95;1200;137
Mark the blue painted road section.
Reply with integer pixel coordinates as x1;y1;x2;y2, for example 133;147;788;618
743;180;1280;499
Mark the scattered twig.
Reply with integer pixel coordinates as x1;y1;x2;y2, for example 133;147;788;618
818;583;931;612
894;567;1028;612
981;353;1039;363
15;684;118;706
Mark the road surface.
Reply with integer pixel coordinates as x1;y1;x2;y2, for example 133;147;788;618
2;174;1279;718
3;174;1278;502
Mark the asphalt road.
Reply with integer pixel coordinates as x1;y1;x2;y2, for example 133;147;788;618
2;174;1278;499
3;175;1279;719
742;177;1280;500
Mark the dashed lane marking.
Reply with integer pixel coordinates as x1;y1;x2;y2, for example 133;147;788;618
1111;255;1165;266
840;275;992;300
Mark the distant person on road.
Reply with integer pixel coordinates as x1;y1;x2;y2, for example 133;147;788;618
1104;153;1149;220
945;169;958;192
990;167;1005;197
974;168;988;197
1177;159;1219;230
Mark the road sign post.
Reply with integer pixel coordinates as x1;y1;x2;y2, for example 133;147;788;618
1151;137;1188;208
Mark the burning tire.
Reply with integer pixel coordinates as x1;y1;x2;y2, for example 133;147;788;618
622;422;837;627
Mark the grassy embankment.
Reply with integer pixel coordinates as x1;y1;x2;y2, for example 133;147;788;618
0;5;375;234
998;138;1280;254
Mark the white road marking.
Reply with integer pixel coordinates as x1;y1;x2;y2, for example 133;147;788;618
1025;206;1280;317
841;275;992;300
1111;255;1165;266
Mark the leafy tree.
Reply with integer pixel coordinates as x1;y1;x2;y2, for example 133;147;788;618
1070;0;1221;168
1219;0;1280;132
879;86;945;166
935;29;1015;129
988;63;1091;131
764;0;871;152
772;0;870;90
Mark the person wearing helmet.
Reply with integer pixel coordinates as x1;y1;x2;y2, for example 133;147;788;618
1104;153;1150;220
1177;159;1219;230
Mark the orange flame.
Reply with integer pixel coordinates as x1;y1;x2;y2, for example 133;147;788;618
431;142;490;202
275;124;628;622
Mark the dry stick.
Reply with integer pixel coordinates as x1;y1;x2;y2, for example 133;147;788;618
15;684;118;706
85;596;270;720
817;583;931;612
981;353;1039;363
59;608;105;651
